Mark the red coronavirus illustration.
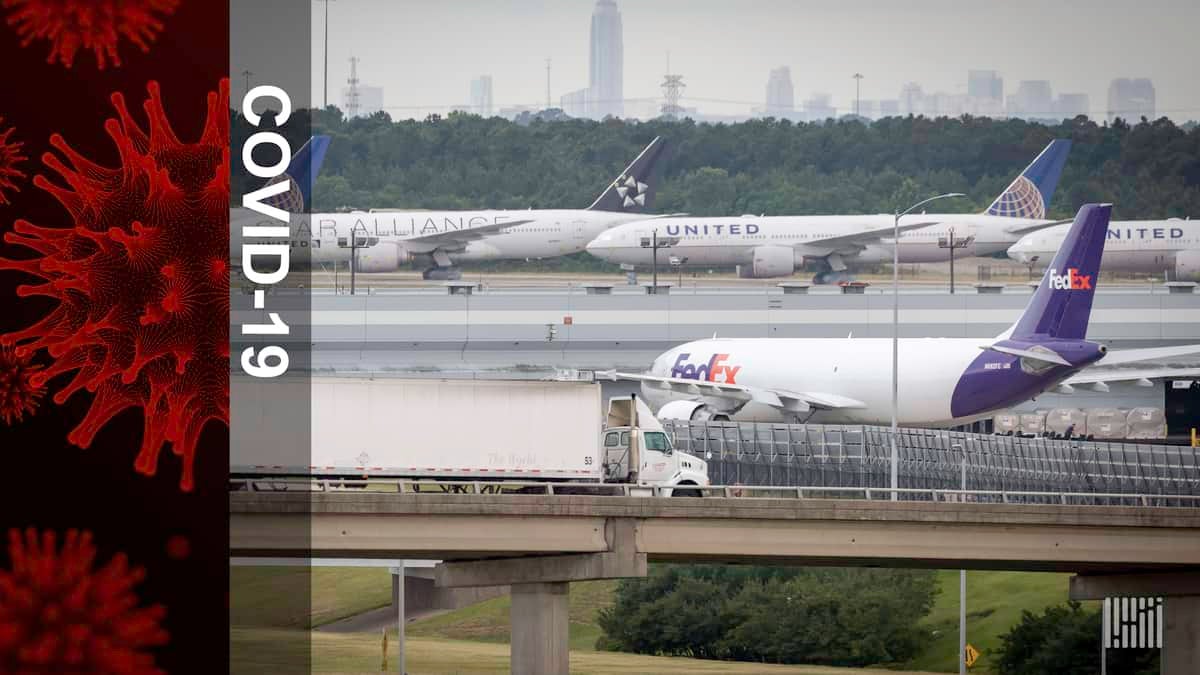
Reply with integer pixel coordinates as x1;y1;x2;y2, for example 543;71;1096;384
164;535;189;561
2;0;179;69
0;80;230;491
0;528;168;674
0;117;27;206
0;345;44;424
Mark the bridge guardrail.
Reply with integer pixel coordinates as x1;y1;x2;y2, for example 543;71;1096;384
228;477;1200;507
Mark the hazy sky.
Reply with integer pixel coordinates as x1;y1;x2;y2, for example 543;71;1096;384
298;0;1200;120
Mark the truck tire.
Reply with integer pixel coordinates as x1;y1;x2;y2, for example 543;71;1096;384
672;485;703;498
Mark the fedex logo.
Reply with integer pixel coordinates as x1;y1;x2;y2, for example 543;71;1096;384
1047;267;1092;290
671;353;741;384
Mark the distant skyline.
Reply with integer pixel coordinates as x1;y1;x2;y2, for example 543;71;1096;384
294;0;1200;121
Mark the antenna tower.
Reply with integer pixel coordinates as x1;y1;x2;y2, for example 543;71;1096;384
346;56;361;118
661;52;685;119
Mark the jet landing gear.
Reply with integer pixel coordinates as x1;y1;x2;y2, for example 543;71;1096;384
813;270;855;285
422;266;463;281
809;253;856;285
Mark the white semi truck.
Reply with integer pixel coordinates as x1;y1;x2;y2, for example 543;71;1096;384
231;377;709;495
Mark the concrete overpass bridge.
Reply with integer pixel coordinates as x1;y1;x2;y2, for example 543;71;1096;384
231;488;1200;674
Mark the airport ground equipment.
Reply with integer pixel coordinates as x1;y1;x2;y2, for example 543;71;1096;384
663;420;1200;498
232;378;708;494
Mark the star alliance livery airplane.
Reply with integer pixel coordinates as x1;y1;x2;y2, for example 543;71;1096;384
586;139;1072;282
604;204;1200;427
307;136;671;279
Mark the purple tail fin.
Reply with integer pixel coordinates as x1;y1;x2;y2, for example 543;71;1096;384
1008;203;1111;340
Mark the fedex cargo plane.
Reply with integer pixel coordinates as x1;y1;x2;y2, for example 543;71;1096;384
606;204;1200;427
587;139;1071;282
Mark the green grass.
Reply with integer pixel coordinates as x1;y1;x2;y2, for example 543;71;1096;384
231;567;395;629
407;579;616;651
231;628;945;674
233;567;1082;673
905;571;1087;673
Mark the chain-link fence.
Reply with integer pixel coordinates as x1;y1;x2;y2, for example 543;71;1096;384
664;421;1200;501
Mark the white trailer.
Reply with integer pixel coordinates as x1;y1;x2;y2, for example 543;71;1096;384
232;377;709;492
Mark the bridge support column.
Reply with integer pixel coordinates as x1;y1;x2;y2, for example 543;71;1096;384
1164;596;1200;675
511;582;569;675
1071;572;1200;675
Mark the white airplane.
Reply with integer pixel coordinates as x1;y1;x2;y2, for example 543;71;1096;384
1008;218;1200;281
586;140;1072;283
603;204;1200;427
297;137;671;280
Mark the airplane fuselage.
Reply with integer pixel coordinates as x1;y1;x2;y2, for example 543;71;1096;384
1008;220;1200;279
233;208;655;269
587;213;1051;268
642;337;1093;427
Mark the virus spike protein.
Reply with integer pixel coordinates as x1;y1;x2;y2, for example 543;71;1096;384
2;0;180;70
0;118;26;205
0;345;44;424
0;80;231;491
0;528;168;674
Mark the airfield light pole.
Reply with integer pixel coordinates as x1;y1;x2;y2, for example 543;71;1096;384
891;193;965;499
652;229;659;289
938;226;972;294
316;0;335;108
956;443;967;675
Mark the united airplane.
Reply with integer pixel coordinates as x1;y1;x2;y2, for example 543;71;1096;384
1008;218;1200;281
604;204;1200;427
586;139;1072;282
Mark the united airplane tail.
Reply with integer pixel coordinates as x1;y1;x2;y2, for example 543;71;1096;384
260;134;331;213
1006;203;1111;341
587;136;668;213
983;139;1071;220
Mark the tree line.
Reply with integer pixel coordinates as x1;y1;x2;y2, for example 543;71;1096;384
595;565;940;668
233;108;1200;223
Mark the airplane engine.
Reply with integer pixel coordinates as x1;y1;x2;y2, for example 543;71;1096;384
1175;249;1200;281
736;246;796;279
354;242;411;273
657;400;731;422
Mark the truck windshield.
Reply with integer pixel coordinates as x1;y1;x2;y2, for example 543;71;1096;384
643;432;671;452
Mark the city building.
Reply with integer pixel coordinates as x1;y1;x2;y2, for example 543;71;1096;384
899;82;925;116
1107;78;1156;122
469;76;493;116
560;88;591;118
803;93;836;121
1057;93;1090;120
1007;80;1053;119
764;66;795;117
967;69;1004;103
589;0;623;118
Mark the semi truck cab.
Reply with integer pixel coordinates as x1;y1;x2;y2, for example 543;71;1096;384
603;395;710;496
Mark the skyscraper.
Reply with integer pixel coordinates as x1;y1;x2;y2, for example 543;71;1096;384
967;70;1004;102
1107;78;1156;122
1007;80;1053;119
1056;93;1090;120
589;0;623;118
469;76;493;116
765;66;795;116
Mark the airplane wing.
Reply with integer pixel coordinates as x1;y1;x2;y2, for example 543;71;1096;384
1064;367;1200;388
1055;344;1200;390
399;219;535;252
1095;344;1200;367
804;221;940;250
599;370;866;415
1004;219;1072;237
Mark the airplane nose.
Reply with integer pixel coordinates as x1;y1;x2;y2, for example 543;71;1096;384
585;238;610;259
1006;245;1027;263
